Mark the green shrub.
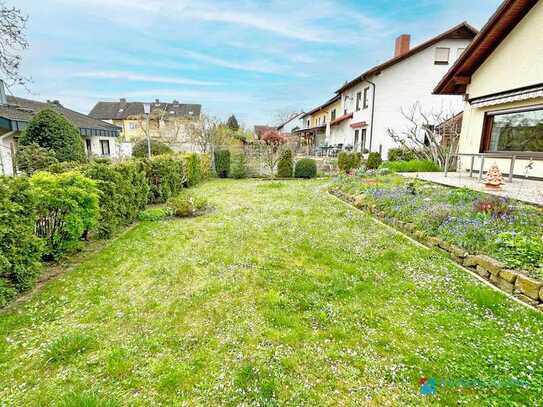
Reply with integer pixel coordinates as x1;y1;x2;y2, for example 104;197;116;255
143;155;185;203
366;152;383;170
181;153;202;187
47;161;84;174
214;150;230;178
381;159;440;172
16;143;58;176
200;153;213;179
294;158;317;179
495;232;543;270
30;171;99;259
338;152;361;173
387;148;417;162
83;160;149;238
231;152;248;179
0;177;44;305
18;109;86;162
167;193;208;217
137;207;173;221
277;149;293;178
132;139;173;158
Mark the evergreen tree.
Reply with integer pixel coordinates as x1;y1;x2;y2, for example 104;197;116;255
18;109;86;162
226;114;240;131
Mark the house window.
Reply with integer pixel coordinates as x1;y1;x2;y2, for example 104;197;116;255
85;139;92;156
129;122;138;130
331;109;336;121
483;107;543;153
356;92;362;111
361;128;367;152
100;140;111;156
323;115;326;124
363;87;369;109
434;47;450;65
307;119;310;127
354;130;360;150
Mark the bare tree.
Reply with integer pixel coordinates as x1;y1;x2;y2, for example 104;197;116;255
261;129;287;178
273;108;301;126
387;102;462;171
1;2;29;86
186;113;227;153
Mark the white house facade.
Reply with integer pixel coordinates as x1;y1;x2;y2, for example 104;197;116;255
330;23;477;159
435;0;543;179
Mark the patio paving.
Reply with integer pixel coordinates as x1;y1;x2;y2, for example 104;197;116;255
400;172;543;206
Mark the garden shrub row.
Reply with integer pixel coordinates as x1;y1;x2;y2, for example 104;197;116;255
0;153;209;306
381;159;440;173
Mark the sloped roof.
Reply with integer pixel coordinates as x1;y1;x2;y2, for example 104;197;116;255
276;112;305;130
336;22;478;94
89;100;202;120
254;125;275;138
434;0;538;95
0;96;121;136
302;95;341;118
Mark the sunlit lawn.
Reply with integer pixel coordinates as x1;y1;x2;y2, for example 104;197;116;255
1;179;542;405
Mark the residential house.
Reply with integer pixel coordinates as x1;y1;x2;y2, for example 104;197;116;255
294;95;341;153
89;99;202;152
330;22;478;159
0;86;122;176
434;0;543;178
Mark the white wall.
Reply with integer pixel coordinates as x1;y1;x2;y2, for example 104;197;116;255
0;132;15;176
85;136;122;159
331;38;470;159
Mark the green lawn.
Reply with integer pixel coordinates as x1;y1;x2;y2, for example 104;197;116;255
1;179;542;405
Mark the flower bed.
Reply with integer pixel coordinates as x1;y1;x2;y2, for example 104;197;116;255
330;174;543;308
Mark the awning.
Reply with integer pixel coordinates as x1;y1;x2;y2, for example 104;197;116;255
470;85;543;108
331;113;353;126
350;121;367;129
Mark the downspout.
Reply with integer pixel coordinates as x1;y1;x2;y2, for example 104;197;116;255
366;77;377;153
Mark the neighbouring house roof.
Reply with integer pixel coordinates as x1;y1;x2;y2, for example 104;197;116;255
89;99;202;120
434;0;538;95
292;124;326;134
0;96;121;137
254;125;275;138
336;22;479;94
301;95;341;118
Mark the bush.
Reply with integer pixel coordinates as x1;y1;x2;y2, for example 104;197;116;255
18;109;86;163
137;207;173;222
495;232;543;270
200;153;213;179
167;193;208;217
294;158;317;179
16;143;58;175
277;149;293;178
214;150;230;178
83;160;149;238
181;153;202;187
231;152;248;179
0;177;44;305
338;152;361;173
366;152;383;170
143;155;185;203
388;148;417;162
47;161;84;174
30;171;99;259
132;139;173;158
381;159;440;173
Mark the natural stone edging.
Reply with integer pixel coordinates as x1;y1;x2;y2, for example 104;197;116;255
329;188;543;311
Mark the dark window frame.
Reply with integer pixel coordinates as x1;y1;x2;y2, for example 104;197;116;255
363;87;369;109
356;92;362;111
331;109;336;121
100;139;111;156
481;105;543;154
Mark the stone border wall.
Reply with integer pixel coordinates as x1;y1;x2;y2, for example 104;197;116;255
330;189;543;311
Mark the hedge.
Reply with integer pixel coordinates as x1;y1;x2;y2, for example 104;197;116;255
338;152;361;173
0;177;43;306
366;152;383;170
294;158;317;178
1;153;208;306
387;148;417;162
132;139;173;158
214;150;230;178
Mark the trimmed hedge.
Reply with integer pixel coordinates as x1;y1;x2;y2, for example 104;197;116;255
143;155;186;203
387;148;417;162
366;152;383;170
182;153;202;187
132;139;173;158
0;177;44;306
381;159;441;173
294;158;317;179
214;150;230;178
277;149;294;178
338;152;361;173
231;152;248;179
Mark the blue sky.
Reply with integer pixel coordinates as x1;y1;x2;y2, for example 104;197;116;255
12;0;501;126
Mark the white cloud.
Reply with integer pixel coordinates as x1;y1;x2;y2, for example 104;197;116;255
72;71;221;86
179;50;286;74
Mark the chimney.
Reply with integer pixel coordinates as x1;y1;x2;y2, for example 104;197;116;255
120;98;126;103
155;99;160;104
394;34;411;57
0;80;6;105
